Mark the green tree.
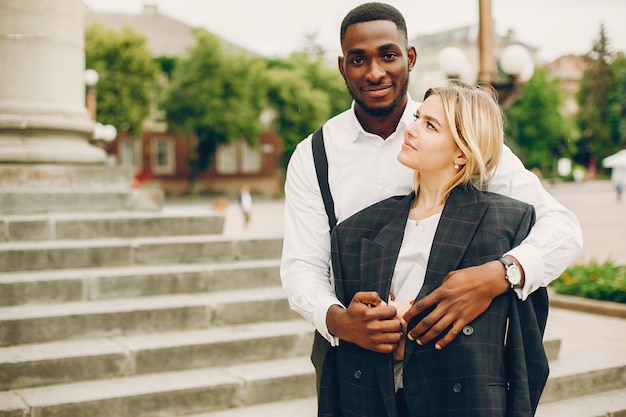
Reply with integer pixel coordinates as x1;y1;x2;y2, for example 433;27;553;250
609;55;626;149
85;23;160;137
265;53;351;161
163;29;266;173
575;24;618;168
505;67;573;175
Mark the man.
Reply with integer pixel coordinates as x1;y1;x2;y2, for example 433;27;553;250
280;0;582;390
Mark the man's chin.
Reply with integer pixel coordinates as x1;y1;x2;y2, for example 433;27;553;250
361;103;397;118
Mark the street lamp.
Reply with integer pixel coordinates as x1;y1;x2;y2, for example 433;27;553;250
84;69;118;145
436;0;535;109
93;122;117;143
84;69;99;121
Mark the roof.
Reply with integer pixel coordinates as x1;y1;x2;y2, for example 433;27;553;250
84;4;254;58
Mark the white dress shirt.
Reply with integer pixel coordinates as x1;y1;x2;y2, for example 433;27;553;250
280;96;583;345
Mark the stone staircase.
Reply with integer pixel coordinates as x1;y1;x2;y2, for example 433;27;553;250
0;209;315;417
1;207;626;417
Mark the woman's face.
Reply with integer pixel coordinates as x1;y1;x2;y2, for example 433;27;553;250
398;94;462;177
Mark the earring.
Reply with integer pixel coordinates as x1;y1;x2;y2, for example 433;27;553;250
454;163;459;169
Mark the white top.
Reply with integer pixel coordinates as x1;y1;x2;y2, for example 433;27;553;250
391;213;441;304
392;213;441;392
280;96;583;346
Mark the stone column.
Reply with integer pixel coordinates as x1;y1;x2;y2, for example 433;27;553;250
0;0;135;213
0;0;106;163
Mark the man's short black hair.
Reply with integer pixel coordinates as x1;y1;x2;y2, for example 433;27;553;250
340;2;408;44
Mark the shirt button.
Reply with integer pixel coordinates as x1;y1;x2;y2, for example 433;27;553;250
462;325;474;336
354;370;362;380
453;383;462;393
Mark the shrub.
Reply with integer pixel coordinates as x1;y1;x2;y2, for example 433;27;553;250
551;260;626;304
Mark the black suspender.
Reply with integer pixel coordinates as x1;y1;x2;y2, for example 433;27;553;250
311;126;337;230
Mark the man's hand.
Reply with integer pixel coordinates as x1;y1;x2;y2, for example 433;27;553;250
403;260;514;350
327;291;403;353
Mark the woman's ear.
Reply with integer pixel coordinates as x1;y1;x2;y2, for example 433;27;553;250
455;153;468;168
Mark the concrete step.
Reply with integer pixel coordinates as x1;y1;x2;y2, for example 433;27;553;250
0;356;316;417
536;388;626;417
0;286;299;346
0;319;314;390
0;259;280;307
0;235;283;272
541;351;626;403
0;210;224;242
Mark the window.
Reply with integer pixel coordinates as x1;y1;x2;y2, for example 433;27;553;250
215;139;262;174
241;141;261;173
119;138;142;175
151;137;175;174
216;143;237;174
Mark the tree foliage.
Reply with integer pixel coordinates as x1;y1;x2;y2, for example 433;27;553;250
575;24;621;168
163;29;267;172
85;23;160;137
609;55;626;149
264;53;351;161
505;67;573;175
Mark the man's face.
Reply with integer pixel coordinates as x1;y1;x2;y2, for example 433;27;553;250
339;20;416;118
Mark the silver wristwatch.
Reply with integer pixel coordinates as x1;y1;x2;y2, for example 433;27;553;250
498;257;522;289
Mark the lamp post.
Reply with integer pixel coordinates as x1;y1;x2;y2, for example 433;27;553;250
437;0;534;109
84;69;118;148
84;69;99;122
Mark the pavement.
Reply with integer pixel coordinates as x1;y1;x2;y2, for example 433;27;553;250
164;179;626;368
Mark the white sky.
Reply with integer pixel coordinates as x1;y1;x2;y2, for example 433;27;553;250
82;0;626;63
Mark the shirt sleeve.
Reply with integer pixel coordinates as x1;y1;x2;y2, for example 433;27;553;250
280;136;343;345
489;145;583;300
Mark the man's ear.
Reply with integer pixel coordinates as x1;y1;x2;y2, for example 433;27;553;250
338;55;346;79
407;46;417;71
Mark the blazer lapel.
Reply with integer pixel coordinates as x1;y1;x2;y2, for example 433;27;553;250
359;193;414;300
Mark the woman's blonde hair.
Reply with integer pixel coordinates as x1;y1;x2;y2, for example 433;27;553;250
414;83;504;201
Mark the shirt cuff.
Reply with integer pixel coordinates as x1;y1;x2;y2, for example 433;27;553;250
506;243;544;301
313;296;345;347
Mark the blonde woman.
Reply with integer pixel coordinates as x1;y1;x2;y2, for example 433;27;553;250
324;85;550;417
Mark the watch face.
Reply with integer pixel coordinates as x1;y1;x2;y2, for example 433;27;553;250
508;265;522;285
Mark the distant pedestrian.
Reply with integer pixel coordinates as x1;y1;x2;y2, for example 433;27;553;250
616;180;623;202
238;185;253;229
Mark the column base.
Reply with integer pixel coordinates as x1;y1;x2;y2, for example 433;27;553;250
0;164;138;214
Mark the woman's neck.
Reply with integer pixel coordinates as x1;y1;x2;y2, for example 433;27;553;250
410;180;447;221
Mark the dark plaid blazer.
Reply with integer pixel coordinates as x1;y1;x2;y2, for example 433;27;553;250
320;185;549;417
